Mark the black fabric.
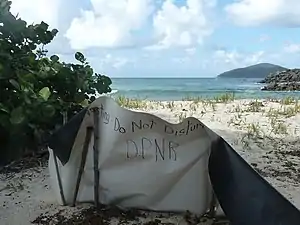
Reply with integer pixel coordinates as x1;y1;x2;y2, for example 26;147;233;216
48;108;88;165
209;137;300;225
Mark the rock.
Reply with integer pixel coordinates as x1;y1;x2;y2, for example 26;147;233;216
249;101;264;107
259;69;300;91
261;82;300;91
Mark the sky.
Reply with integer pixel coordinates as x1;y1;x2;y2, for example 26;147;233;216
9;0;300;77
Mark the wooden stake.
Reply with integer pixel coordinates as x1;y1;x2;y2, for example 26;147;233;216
92;107;100;208
72;126;93;207
53;153;66;205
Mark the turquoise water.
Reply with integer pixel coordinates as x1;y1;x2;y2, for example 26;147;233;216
109;78;300;101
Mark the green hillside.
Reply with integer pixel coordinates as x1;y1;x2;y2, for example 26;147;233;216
217;63;287;78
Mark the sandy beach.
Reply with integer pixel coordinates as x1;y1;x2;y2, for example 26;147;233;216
1;97;300;225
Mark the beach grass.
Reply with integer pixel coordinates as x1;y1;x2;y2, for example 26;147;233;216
115;95;147;109
112;93;300;151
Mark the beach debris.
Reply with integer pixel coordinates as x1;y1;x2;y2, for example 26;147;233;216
31;205;230;225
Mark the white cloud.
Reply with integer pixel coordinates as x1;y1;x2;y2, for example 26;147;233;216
112;58;130;68
212;49;265;68
225;0;300;27
98;54;132;69
10;0;61;28
65;0;154;50
151;0;216;49
10;0;216;51
284;43;300;53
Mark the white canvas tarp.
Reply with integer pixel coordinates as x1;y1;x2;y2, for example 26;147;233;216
48;96;215;215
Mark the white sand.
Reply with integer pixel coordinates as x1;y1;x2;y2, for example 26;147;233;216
1;99;300;225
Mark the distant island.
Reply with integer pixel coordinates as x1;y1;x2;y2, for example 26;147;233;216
217;63;287;78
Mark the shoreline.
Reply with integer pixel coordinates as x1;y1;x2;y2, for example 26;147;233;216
108;93;300;102
1;98;300;225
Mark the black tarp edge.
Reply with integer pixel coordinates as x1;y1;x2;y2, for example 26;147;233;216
48;108;88;165
209;137;300;225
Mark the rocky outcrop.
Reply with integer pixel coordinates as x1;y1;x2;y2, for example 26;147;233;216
260;82;300;91
259;69;300;91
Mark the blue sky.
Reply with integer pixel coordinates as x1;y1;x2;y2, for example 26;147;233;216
10;0;300;77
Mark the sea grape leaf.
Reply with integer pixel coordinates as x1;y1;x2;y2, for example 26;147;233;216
39;87;51;101
10;106;25;124
74;92;86;103
42;104;56;117
9;79;20;90
50;55;59;62
0;103;9;113
79;99;89;107
75;52;85;63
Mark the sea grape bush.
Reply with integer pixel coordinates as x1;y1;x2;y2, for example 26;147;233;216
0;0;112;164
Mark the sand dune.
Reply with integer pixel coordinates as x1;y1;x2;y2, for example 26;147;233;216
1;98;300;225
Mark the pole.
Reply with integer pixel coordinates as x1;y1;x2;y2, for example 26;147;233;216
92;107;100;208
72;126;93;206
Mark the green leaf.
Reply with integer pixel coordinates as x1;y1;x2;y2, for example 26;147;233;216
27;123;37;130
39;21;49;31
0;103;9;113
9;79;20;90
42;104;55;117
17;19;27;28
74;92;86;103
24;95;32;104
51;28;59;36
39;87;51;101
85;66;94;76
0;0;12;12
10;106;25;125
75;52;85;63
22;73;36;83
79;99;89;107
50;55;59;62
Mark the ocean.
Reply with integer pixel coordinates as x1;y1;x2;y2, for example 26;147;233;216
109;78;300;101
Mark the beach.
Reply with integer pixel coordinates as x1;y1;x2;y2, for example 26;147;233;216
1;96;300;225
